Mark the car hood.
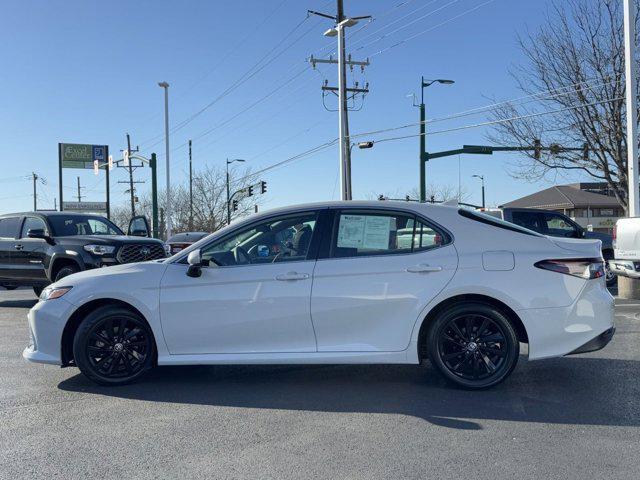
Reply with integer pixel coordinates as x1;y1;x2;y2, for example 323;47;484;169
54;235;164;245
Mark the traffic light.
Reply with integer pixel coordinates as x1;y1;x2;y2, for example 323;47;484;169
232;199;239;212
533;139;541;160
260;180;267;194
108;155;114;170
93;160;99;176
247;186;254;197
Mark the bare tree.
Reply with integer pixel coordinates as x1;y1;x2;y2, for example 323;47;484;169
488;0;634;211
111;164;261;238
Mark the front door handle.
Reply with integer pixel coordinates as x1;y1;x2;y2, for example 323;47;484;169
275;272;310;281
406;264;442;273
14;244;24;251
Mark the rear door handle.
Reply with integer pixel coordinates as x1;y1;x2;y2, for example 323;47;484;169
14;244;23;251
275;272;310;281
406;264;442;273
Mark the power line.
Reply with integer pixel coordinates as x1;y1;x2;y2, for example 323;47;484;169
368;0;498;58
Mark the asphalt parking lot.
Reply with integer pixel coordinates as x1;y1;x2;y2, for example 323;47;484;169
1;288;639;480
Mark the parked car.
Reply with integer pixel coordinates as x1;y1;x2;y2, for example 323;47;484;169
166;232;210;256
609;217;640;278
484;207;616;286
0;212;166;296
23;201;614;389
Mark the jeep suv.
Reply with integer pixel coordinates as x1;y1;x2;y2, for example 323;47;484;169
0;212;166;296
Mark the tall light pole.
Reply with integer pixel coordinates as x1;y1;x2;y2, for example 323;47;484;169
158;81;171;239
226;158;245;225
417;78;454;202
624;0;639;217
472;174;485;209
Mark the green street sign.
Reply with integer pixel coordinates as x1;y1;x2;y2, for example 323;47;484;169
59;143;106;169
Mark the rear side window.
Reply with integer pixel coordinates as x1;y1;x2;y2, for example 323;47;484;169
0;217;21;238
459;208;543;237
511;211;544;232
331;211;448;258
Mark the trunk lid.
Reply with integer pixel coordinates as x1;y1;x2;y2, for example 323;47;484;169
547;236;602;258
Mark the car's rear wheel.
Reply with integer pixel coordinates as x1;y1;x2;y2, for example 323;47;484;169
603;252;617;287
73;306;155;385
426;303;519;389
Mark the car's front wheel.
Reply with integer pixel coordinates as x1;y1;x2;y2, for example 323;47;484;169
426;303;520;389
73;306;155;385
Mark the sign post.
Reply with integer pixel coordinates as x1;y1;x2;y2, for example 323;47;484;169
58;143;110;218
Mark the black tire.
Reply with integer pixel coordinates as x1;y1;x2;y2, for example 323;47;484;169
603;252;617;288
33;286;44;297
426;302;519;389
73;306;155;386
3;285;18;290
54;264;79;282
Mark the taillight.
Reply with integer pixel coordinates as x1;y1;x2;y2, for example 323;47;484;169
612;225;617;241
535;258;604;280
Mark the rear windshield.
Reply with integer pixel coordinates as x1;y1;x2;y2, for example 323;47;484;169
458;208;543;237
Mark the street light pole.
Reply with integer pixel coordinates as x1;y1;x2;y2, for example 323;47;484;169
226;158;246;225
158;81;171;239
624;0;639;217
472;174;485;208
418;78;454;202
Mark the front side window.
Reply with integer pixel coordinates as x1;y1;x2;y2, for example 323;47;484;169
49;215;123;236
20;217;48;238
201;212;317;266
332;211;442;258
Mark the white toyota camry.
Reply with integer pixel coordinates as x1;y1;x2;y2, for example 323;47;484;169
23;201;615;389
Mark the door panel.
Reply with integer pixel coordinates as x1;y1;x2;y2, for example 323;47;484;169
160;261;317;354
12;217;49;282
0;217;22;281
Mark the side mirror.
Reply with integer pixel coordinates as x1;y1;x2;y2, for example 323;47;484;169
27;229;55;245
128;215;151;237
186;249;203;277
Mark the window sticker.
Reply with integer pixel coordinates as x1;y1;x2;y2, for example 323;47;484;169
337;215;392;250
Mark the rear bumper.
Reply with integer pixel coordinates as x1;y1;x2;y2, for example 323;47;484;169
568;327;615;355
517;279;615;360
608;259;640;279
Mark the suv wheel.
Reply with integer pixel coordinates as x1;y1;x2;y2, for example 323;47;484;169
54;264;79;282
603;252;617;288
73;306;155;385
427;303;520;389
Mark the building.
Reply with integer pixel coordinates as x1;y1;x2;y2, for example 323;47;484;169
500;183;623;233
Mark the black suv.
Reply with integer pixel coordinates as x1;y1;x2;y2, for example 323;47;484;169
0;212;166;296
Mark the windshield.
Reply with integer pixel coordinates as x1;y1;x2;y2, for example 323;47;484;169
48;215;123;237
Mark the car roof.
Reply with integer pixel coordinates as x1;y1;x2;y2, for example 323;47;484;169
0;211;107;218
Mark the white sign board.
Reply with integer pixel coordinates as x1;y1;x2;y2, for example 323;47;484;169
337;214;391;250
62;201;107;212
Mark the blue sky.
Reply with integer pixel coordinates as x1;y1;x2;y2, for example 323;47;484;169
0;0;590;214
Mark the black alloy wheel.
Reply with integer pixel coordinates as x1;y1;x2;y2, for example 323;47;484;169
427;303;519;389
73;306;155;385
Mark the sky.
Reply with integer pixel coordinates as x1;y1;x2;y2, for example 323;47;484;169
0;0;592;215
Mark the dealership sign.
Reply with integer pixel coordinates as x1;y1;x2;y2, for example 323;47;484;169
61;201;108;212
60;143;107;169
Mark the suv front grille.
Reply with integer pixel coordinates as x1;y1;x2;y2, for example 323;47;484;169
116;243;166;264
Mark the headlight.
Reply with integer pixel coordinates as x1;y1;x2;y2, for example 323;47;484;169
83;244;116;255
40;286;72;301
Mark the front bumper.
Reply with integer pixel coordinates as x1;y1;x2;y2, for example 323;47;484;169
608;259;640;279
22;297;76;366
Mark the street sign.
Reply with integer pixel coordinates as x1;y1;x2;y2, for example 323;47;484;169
60;143;107;169
62;201;107;212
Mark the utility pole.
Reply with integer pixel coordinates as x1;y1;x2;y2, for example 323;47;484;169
32;172;38;211
158;81;172;240
624;0;639;217
189;139;193;230
76;176;83;203
127;133;135;217
308;2;371;200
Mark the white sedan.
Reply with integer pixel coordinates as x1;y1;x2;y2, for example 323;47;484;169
23;201;615;389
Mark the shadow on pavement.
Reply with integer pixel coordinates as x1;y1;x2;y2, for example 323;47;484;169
58;355;640;430
0;299;38;309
